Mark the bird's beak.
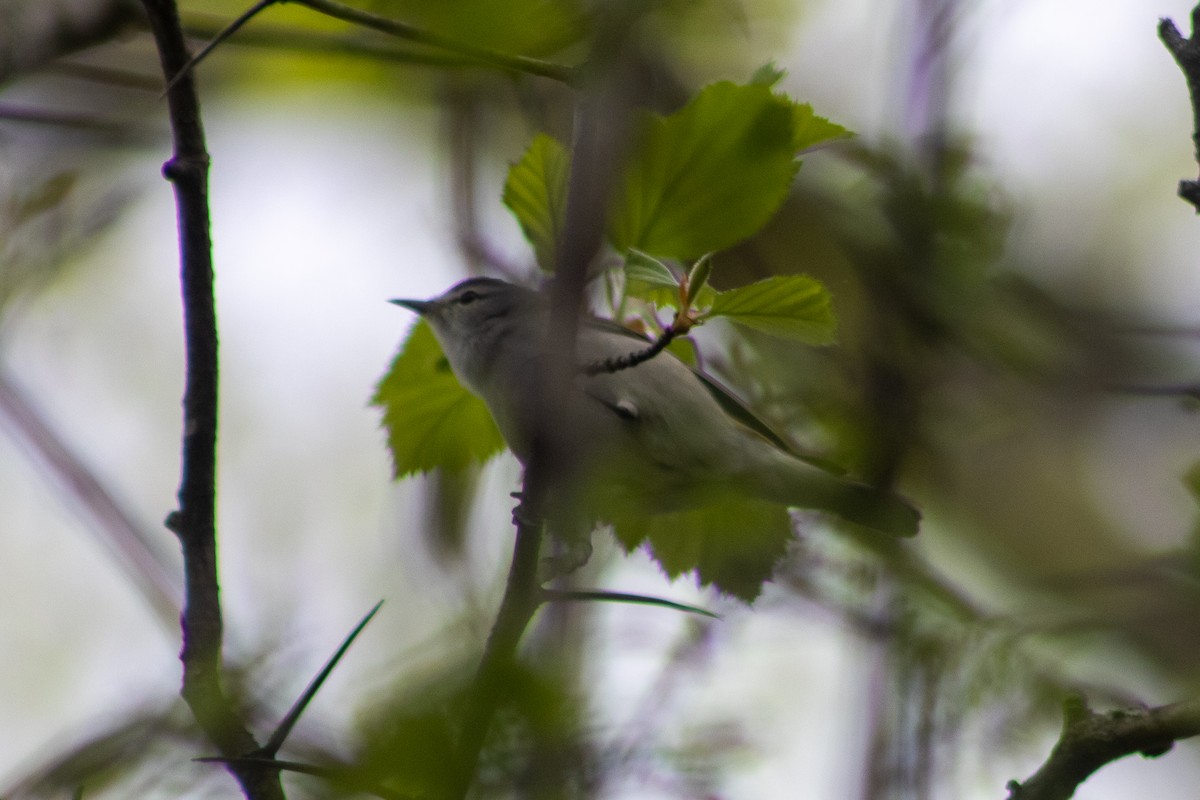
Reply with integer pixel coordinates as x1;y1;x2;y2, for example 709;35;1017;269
389;298;431;315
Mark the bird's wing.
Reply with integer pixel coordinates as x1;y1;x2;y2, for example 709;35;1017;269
581;317;845;474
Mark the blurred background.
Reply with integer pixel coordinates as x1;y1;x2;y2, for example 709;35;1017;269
3;0;1200;797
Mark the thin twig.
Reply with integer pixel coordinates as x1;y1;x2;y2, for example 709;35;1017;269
169;0;576;90
290;0;577;83
1106;382;1200;401
139;0;281;797
1007;696;1200;800
582;325;679;375
162;0;276;96
183;17;476;69
0;103;157;141
541;588;719;618
0;365;181;630
260;601;383;755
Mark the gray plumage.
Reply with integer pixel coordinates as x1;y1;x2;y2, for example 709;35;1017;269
392;277;919;537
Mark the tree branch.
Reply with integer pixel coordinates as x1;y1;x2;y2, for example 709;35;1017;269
167;0;576;91
1160;7;1200;211
448;489;547;799
448;28;636;796
1006;695;1200;800
139;0;281;797
182;16;477;70
582;324;680;375
288;0;576;84
0;364;180;630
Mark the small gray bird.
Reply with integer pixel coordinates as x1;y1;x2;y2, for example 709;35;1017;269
391;277;919;537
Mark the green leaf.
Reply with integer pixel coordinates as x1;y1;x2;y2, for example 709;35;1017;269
609;493;792;602
372;320;505;476
622;250;683;309
624;250;680;291
685;253;714;307
502;134;570;271
665;336;699;367
382;0;584;56
791;103;853;152
608;81;802;260
622;251;720;311
707;274;837;343
749;61;786;87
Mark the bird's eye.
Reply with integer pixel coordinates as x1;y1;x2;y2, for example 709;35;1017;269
458;290;479;305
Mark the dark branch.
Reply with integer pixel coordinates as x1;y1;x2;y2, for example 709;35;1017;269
139;0;281;796
449;34;635;796
162;0;276;96
1006;696;1200;800
582;325;679;376
1159;8;1200;211
449;488;546;799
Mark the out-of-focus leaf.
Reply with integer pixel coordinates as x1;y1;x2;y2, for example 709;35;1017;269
707;274;836;343
424;465;481;561
358;702;460;796
355;658;576;797
749;61;786;87
609;494;792;602
502;133;570;271
372;320;504;476
608;81;802;260
666;336;699;367
1184;461;1200;504
791;103;852;152
378;0;585;55
6;173;76;224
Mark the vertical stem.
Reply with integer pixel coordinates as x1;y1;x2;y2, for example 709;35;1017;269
138;1;281;797
449;38;635;798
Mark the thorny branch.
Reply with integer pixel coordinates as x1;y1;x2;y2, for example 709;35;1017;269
139;0;281;797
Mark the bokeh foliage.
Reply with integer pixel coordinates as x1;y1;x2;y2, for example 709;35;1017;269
4;0;1200;799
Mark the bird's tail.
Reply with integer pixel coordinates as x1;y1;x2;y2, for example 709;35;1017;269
753;449;921;537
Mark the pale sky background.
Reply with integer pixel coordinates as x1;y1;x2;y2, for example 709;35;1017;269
3;0;1200;797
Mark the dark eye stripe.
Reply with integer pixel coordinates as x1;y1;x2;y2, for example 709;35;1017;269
458;290;479;304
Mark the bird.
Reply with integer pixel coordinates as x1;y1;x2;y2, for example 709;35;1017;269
390;276;920;539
